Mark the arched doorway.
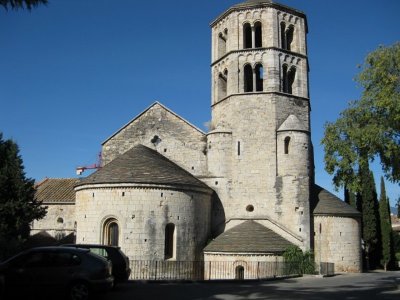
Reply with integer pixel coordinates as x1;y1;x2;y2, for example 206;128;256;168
235;265;244;280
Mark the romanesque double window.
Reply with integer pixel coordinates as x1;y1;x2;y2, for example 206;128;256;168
280;22;294;51
244;63;263;92
282;64;296;94
243;21;262;49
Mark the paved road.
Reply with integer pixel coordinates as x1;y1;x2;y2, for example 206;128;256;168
101;271;400;300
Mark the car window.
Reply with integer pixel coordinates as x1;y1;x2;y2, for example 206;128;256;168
89;248;108;259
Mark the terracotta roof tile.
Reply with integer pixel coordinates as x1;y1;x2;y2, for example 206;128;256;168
35;178;78;203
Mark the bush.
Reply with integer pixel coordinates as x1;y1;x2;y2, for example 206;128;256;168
283;245;315;275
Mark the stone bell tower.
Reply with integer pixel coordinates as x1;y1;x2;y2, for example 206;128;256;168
206;0;313;250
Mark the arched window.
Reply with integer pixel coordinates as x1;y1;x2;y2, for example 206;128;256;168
282;64;288;93
284;136;291;154
286;25;294;51
57;217;64;224
218;32;227;58
254;21;262;48
218;69;228;100
255;63;263;91
280;22;286;50
287;67;296;94
243;23;252;49
235;265;244;280
103;218;119;246
244;64;253;92
164;223;175;259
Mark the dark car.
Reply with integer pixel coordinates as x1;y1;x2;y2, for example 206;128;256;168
63;244;131;283
0;247;113;300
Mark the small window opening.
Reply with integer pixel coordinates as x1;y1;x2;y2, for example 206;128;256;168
284;136;290;154
282;64;288;93
254;22;262;48
164;148;167;152
122;192;125;197
235;266;245;280
246;205;254;212
237;141;241;156
151;135;161;146
164;223;175;259
243;23;252;49
244;64;253;92
57;217;64;224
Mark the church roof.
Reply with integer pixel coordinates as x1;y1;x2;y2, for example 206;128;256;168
277;114;309;132
35;178;78;203
204;220;295;254
76;144;211;190
312;184;361;217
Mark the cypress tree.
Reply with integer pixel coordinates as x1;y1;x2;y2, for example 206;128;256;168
379;177;393;271
0;133;46;260
359;165;380;270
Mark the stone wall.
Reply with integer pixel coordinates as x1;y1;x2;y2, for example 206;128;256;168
31;203;76;240
102;103;207;177
314;215;362;273
204;253;284;279
75;184;212;261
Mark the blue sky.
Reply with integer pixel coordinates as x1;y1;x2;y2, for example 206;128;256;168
0;0;399;207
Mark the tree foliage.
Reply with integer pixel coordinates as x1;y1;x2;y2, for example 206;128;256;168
378;177;393;270
322;43;400;192
283;245;315;275
0;133;46;260
359;166;380;269
0;0;47;10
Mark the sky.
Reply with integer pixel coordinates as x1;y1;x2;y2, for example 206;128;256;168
0;0;399;208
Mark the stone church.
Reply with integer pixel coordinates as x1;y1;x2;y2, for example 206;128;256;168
33;0;362;274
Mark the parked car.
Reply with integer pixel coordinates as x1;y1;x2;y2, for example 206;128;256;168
63;244;131;283
0;247;113;300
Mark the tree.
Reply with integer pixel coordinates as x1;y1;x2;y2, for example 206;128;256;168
397;197;400;218
379;177;393;271
322;43;400;192
0;0;47;10
0;133;46;260
359;166;380;270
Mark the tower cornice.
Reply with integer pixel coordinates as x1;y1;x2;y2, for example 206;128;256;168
211;92;309;108
211;47;307;67
210;1;307;32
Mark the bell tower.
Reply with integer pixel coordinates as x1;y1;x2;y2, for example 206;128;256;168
207;0;313;250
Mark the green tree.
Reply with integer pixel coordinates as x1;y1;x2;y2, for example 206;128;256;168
397;197;400;218
379;177;393;271
359;166;380;270
322;43;400;192
0;133;46;260
0;0;47;10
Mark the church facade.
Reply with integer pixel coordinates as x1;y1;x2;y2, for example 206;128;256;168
33;0;362;274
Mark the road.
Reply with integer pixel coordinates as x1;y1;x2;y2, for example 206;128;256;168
100;271;400;300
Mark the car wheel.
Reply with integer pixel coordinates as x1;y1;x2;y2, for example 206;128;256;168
69;281;90;300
